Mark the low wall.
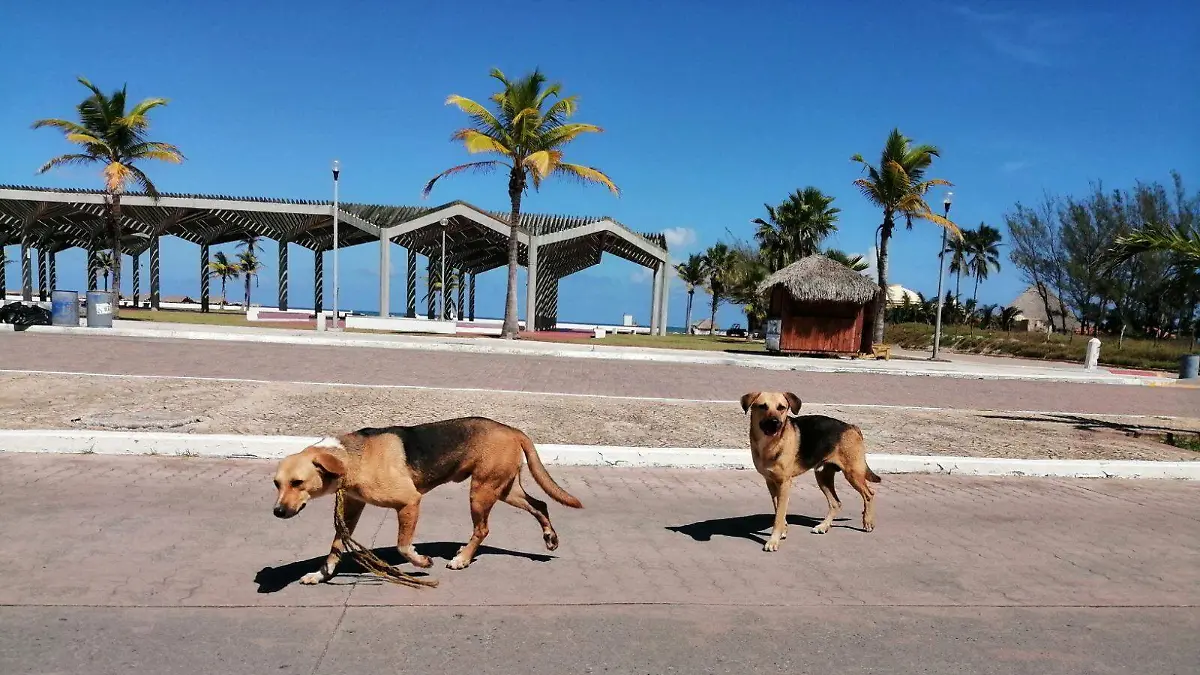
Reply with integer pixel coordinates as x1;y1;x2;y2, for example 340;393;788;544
344;315;457;334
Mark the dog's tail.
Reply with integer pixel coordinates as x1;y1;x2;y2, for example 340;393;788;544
519;434;583;508
855;426;882;484
865;467;882;484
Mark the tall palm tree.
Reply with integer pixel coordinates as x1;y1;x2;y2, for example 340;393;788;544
424;68;619;339
851;128;956;343
824;248;870;272
944;232;970;304
208;251;240;308
701;242;735;335
674;253;706;333
236;247;264;311
752;187;840;270
95;251;115;291
33;77;184;307
966;223;1003;306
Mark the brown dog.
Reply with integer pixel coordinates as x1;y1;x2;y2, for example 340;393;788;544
272;417;582;583
741;392;880;551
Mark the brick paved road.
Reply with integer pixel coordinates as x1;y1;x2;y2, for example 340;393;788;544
4;333;1198;414
0;453;1196;674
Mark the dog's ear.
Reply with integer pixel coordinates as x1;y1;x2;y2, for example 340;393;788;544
740;393;759;414
311;451;345;478
784;392;803;414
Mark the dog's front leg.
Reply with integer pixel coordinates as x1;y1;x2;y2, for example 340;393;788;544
301;497;365;584
396;500;433;568
764;479;792;552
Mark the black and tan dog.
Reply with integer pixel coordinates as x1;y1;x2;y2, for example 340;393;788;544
741;392;880;551
272;417;582;583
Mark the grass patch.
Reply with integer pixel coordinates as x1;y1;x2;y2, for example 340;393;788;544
118;308;256;327
1167;434;1200;453
885;323;1196;372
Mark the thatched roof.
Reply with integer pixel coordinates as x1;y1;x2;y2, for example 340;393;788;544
758;254;880;305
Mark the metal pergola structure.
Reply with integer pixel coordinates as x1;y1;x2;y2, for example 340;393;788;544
0;186;671;333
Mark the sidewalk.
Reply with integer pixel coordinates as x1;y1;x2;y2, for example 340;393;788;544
5;320;1185;386
1;452;1196;675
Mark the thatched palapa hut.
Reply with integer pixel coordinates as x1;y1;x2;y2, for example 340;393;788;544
759;255;881;354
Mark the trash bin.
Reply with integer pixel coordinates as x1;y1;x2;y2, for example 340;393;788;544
85;290;114;328
51;290;80;327
1181;354;1200;380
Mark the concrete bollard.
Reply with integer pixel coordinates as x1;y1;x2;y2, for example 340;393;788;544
316;313;327;332
1084;337;1101;370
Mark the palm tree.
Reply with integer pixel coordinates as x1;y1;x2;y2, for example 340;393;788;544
236;246;264;311
32;77;184;308
966;223;1003;306
95;251;115;291
851;128;956;343
1103;221;1200;269
944;232;970;304
752;187;840;270
824;248;870;272
701;243;735;335
674;253;706;334
424;69;618;339
208;251;240;308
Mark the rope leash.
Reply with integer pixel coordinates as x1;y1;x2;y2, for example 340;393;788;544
334;490;439;588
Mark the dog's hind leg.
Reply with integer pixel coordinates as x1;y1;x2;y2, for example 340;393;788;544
503;475;559;551
396;500;433;568
843;464;877;533
448;479;501;570
811;465;842;535
301;496;365;585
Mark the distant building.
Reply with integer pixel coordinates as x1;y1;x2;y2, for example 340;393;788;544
886;284;921;307
1009;286;1079;333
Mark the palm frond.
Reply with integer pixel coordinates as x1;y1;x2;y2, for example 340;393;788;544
37;154;98;174
422;160;508;197
552;162;619;195
450;129;512;155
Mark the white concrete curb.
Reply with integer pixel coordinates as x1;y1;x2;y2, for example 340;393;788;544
0;323;1162;385
1;430;1196;480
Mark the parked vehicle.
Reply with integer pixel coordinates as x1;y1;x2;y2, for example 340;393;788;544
726;323;747;338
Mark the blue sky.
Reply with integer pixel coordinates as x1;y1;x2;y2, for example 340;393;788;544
2;0;1197;327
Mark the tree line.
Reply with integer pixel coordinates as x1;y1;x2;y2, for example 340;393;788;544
1007;172;1199;342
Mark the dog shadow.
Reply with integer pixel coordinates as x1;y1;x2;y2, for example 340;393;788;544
254;542;554;593
667;513;857;546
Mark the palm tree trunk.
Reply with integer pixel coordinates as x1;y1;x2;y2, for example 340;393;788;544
502;168;526;339
709;292;718;336
872;219;893;344
972;276;981;308
685;290;694;334
244;274;252;312
109;194;122;317
955;270;962;307
220;278;227;308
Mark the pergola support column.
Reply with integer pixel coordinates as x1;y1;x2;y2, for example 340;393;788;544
658;259;670;335
469;273;476;322
149;235;161;310
650;263;663;335
200;242;211;313
131;252;141;308
378;234;390;318
525;236;538;332
48;250;57;294
277;240;289;312
87;245;98;292
37;248;48;301
20;238;32;302
405;248;417;318
535;273;559;331
313;248;324;314
425;256;436;319
456;269;465;320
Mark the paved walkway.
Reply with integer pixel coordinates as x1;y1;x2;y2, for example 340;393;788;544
7;319;1178;385
4;332;1198;415
0;453;1196;674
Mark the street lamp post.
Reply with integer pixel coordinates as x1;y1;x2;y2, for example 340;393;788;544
331;160;341;331
931;192;953;360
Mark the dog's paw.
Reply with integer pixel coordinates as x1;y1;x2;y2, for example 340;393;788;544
300;571;327;585
781;528;788;540
763;538;781;552
862;520;875;533
543;531;559;551
411;555;434;569
446;556;472;570
811;523;830;535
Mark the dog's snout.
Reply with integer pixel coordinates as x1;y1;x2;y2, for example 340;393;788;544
273;504;288;518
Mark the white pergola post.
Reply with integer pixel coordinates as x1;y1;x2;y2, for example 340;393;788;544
525;235;538;332
650;263;663;335
378;230;390;318
658;259;670;335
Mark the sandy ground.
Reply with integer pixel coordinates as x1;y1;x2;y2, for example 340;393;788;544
1;372;1197;461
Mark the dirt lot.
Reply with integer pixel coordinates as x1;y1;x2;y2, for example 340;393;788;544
2;373;1197;461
